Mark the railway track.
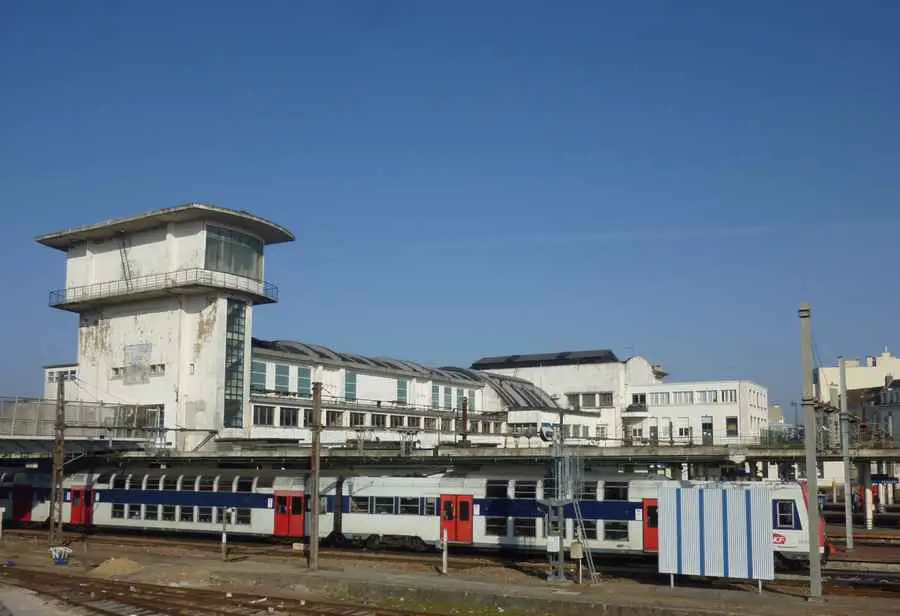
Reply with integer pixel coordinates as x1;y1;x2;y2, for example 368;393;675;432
1;566;435;615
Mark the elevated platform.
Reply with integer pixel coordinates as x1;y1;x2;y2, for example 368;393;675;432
0;436;144;460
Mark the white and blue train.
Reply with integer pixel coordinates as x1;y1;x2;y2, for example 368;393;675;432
0;468;826;565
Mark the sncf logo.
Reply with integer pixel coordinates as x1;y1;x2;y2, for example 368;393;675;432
772;533;787;545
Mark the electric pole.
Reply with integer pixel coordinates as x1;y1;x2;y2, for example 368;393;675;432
309;381;322;570
839;356;853;551
799;303;822;599
49;375;66;546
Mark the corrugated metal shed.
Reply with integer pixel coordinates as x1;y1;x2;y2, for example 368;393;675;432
659;484;774;581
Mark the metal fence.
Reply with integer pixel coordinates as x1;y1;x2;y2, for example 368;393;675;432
0;397;162;441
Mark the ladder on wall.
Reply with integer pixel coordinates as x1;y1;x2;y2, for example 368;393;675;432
572;500;598;582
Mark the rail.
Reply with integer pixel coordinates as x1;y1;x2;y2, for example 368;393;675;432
48;267;278;306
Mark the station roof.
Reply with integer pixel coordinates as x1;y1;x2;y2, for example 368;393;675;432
251;339;559;411
36;203;295;251
471;349;620;370
0;438;143;459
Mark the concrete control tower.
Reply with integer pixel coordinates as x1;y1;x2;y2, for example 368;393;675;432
37;203;294;451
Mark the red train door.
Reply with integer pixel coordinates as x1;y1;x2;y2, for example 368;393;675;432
273;492;305;538
642;498;659;552
11;486;32;523
440;494;473;544
70;488;93;526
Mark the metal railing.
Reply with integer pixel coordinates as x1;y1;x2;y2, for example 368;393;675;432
49;268;278;306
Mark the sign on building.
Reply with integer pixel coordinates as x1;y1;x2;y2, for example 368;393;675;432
658;484;774;582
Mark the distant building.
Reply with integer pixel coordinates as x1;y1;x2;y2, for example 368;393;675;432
472;351;769;446
768;404;784;424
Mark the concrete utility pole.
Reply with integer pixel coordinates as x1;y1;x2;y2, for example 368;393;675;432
839;357;853;551
799;303;822;599
309;381;322;570
48;376;65;546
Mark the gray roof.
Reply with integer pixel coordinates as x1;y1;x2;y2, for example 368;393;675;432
252;339;559;411
471;349;620;370
36;203;295;251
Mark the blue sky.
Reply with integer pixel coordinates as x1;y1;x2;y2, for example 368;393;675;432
1;1;898;409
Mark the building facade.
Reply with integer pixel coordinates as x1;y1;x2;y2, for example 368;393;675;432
473;351;769;446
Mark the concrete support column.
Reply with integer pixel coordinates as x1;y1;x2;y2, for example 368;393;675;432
859;462;874;530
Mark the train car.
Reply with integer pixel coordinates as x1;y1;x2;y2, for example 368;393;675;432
12;468;825;567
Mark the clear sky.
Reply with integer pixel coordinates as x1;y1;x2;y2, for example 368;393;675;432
1;1;898;410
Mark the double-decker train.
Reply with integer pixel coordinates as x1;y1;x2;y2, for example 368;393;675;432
0;468;826;566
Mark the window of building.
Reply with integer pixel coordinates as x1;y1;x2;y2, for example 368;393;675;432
205;225;262;279
280;407;300;427
648;392;670;406
326;411;343;427
486;480;509;498
350;412;366;428
296;366;311;398
253;405;275;426
161;505;176;521
408;416;421;429
223;299;247;428
603;482;628;501
581;425;589;438
344;371;357;402
726;416;739;437
514;480;537;499
47;371;55;383
399;497;420;515
775;500;796;529
469;421;479;434
145;505;159;520
180;506;195;522
673;391;694;405
371;414;386;428
443;387;452;410
431;384;440;409
631;393;647;405
274;364;289;392
350;497;370;513
697;390;719;404
111;504;125;519
581;393;597;408
373;497;395;514
235;508;252;525
441;418;452;432
198;507;213;523
722;389;738;404
603;521;629;541
304;408;314;427
597;391;614;407
396;379;408;405
249;360;267;391
597;425;608;440
485;517;507;536
566;394;581;410
390;415;404;428
481;421;489;434
513;518;536;537
631;427;643;439
424;418;436;431
468;390;477;412
678;426;691;438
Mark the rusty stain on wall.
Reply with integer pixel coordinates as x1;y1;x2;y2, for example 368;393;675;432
79;311;112;365
193;298;218;362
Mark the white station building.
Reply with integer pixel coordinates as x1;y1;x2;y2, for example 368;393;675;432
38;204;559;453
472;351;770;446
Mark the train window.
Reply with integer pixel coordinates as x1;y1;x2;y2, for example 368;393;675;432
198;507;213;523
512;518;536;537
485;517;507;536
218;477;237;492
197;476;215;492
180;506;195;522
112;475;127;490
111;504;125;519
350;497;370;513
514;481;537;499
235;508;252;525
546;516;560;536
276;495;288;514
775;500;795;529
256;476;275;489
161;506;176;521
235;477;255;493
580;520;598;540
486;480;509;499
95;474;111;485
459;500;470;522
603;482;628;501
292;496;304;516
145;505;159;521
145;475;162;490
603;521;628;541
579;481;598;501
127;505;142;520
423;498;437;516
543;477;557;500
646;506;658;529
180;477;197;491
399;497;419;515
443;500;454;521
373;497;395;514
162;476;178;491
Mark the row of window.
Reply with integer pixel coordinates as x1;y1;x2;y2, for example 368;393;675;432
484;517;628;540
46;369;77;383
566;392;614;410
631;389;739;407
484;480;623;501
251;405;502;433
348;496;437;515
108;475;263;491
110;504;253;525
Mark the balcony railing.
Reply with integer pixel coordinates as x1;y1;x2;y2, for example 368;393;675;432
49;268;279;307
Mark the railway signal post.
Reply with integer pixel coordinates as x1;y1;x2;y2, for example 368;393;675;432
799;303;822;600
839;357;854;551
49;376;66;547
309;381;323;570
